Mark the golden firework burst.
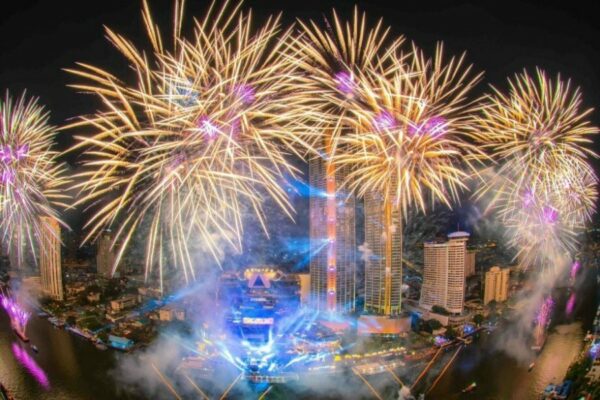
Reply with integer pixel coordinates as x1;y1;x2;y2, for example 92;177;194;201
67;1;310;284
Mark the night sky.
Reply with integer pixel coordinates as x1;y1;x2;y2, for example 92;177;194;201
1;0;598;151
1;0;599;262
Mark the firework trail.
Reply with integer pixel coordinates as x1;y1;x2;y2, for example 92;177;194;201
292;7;406;154
0;293;30;339
474;69;598;270
331;44;483;314
0;92;69;268
290;8;406;312
67;1;311;285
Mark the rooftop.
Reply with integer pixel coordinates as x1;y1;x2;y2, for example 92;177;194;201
447;231;470;239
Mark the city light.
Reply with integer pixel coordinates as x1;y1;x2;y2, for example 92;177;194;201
0;2;598;400
66;0;312;285
0;93;69;266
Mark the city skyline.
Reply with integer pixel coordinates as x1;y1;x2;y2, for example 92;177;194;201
1;1;600;399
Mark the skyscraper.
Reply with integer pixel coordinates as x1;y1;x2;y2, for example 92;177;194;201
465;249;476;277
420;231;469;315
96;230;116;278
309;157;356;313
39;216;63;301
363;191;403;315
484;266;510;305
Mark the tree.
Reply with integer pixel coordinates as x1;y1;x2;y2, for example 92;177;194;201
76;292;89;306
432;305;450;315
85;284;101;295
98;331;109;343
412;317;425;332
473;314;484;325
427;319;443;331
66;316;77;326
445;325;457;339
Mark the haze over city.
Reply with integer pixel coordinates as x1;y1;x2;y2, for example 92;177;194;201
1;1;600;399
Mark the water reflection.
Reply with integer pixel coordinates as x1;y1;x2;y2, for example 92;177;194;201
11;342;50;389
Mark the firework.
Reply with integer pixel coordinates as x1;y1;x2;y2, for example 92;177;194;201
0;294;30;339
290;8;407;312
475;69;597;188
292;7;406;153
336;44;482;213
502;184;578;268
570;260;581;280
66;1;311;285
0;93;69;268
475;70;598;269
566;292;576;316
330;44;482;314
535;296;554;328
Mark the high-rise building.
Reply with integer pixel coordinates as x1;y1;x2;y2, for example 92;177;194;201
465;249;476;277
483;266;510;305
8;229;26;271
309;157;356;313
420;231;469;315
96;230;116;278
39;217;63;301
296;273;311;307
363;191;402;315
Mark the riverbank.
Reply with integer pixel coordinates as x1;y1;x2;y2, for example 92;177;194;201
0;310;148;400
426;266;598;399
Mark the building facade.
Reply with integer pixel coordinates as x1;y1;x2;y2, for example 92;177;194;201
419;231;469;315
363;191;403;315
39;217;63;301
483;266;510;305
309;156;356;313
96;230;116;278
465;249;476;277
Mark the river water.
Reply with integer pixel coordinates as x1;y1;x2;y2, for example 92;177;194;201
0;311;144;400
427;266;598;400
1;267;597;399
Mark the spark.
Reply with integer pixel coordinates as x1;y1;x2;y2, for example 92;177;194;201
329;45;482;314
0;92;69;267
0;294;30;337
66;1;311;284
474;70;598;270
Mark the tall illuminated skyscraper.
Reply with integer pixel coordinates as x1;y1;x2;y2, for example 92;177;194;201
309;157;356;313
420;231;469;314
363;191;403;315
39;216;63;301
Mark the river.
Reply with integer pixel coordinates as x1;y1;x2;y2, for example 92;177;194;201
427;266;598;400
0;310;144;400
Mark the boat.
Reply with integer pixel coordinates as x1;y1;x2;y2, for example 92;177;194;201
67;326;90;339
48;317;65;328
541;380;572;399
528;362;535;371
462;382;477;393
531;335;546;352
31;344;39;353
95;342;108;351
